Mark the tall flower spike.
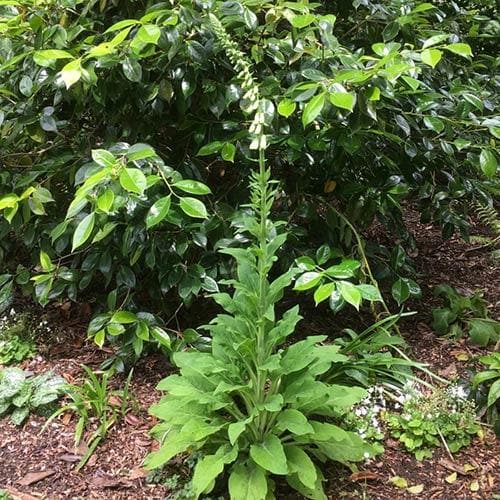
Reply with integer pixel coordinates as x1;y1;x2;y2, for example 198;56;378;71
208;14;266;151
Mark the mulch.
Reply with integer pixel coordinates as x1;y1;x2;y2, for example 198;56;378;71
0;206;499;499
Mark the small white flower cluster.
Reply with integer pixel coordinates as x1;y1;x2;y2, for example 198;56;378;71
389;380;422;409
447;384;468;401
352;385;386;439
0;307;18;331
33;318;53;335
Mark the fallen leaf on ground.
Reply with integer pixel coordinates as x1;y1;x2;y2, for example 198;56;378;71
438;363;457;377
125;414;141;426
445;472;457;483
62;412;72;425
389;476;408;488
59;453;81;462
17;470;56;486
349;471;379;482
108;395;122;406
4;487;41;500
93;476;129;488
407;484;424;494
438;458;472;475
470;480;480;492
129;467;149;480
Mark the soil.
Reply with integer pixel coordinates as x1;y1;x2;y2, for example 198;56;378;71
0;206;498;500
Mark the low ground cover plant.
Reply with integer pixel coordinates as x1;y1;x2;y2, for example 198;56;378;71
0;310;36;365
0;367;65;425
432;285;500;346
347;382;481;462
387;383;480;460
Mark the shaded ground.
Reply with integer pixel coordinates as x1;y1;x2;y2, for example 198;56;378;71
0;207;499;499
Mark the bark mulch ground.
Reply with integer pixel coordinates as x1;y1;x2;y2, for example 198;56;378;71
0;208;498;499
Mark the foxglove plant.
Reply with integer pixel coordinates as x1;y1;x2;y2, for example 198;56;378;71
145;15;376;499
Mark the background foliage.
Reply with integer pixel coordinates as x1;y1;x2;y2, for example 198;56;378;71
0;0;498;358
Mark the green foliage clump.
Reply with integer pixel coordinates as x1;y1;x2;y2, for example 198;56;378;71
387;384;480;461
431;285;500;346
45;365;134;470
0;367;65;425
0;311;37;365
472;352;500;435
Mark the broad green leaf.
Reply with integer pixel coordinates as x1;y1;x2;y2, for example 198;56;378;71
421;49;442;67
127;143;157;161
33;49;74;67
135;321;149;340
146;196;171;228
422;34;449;49
60;59;82;89
423;116;445;133
94;329;105;347
329;92;356;111
290;14;315;28
197;141;223;156
19;75;33;96
122;58;142;82
111;310;137;324
278;99;296;118
104;19;141;33
72;212;95;251
249;434;288;475
392;278;410;305
277;409;314;435
173;180;211;195
96;188;114;213
92;149;116;168
151;326;171;348
228;463;268;500
324;259;360;279
487;379;500;407
453;139;471;151
192;454;225;496
39;251;54;272
338;281;362;310
294;272;322;291
135;24;161;45
228;421;246;445
179;197;208;219
50;220;69;243
221;143;236;162
0;194;19;210
444;43;472;58
395;115;411;136
468;319;498;347
285;446;317;489
119;168;147;195
313;283;335;305
479;149;497;178
357;284;382;302
92;222;117;243
302;93;325;127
